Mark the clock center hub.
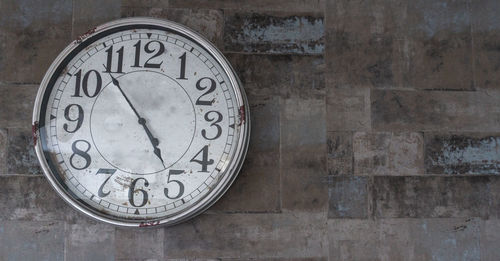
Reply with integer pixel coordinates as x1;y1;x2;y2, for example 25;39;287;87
90;70;196;174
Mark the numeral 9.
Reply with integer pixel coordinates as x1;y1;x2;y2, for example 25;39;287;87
63;104;84;133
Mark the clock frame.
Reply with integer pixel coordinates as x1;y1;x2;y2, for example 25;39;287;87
32;17;250;227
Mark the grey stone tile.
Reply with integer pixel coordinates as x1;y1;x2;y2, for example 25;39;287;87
373;176;491;218
325;0;408;89
471;0;500;89
115;227;164;260
120;5;151;17
226;54;325;99
220;259;326;261
65;221;116;261
210;96;280;213
328;218;480;261
327;176;368;218
0;176;70;221
480;219;500;261
0;84;38;129
425;133;500;174
280;98;327;212
0;129;6;174
371;89;500;132
121;7;224;49
224;12;324;55
326;87;370;131
122;0;169;8
163;213;327;259
406;0;473;91
0;0;72;83
489;177;500;219
168;0;325;13
149;8;224;50
72;0;121;40
0;221;65;261
353;132;424;175
327;131;352;176
7;128;41;175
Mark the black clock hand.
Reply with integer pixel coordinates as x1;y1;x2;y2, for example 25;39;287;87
138;117;165;168
107;72;166;168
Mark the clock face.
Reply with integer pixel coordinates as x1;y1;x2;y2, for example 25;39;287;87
33;18;249;227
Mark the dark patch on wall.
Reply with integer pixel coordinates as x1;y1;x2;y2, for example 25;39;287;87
224;12;324;54
425;133;500;174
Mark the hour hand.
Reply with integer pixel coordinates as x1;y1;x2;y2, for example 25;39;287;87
153;147;165;168
138;117;166;168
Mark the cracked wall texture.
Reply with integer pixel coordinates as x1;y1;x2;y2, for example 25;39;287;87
0;0;499;260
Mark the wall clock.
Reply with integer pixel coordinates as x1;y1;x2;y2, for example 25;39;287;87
32;17;250;227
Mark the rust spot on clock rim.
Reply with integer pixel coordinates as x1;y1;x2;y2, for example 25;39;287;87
32;121;39;146
75;27;97;44
139;220;161;227
238;105;245;126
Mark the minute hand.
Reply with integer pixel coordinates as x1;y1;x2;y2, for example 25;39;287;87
107;73;166;168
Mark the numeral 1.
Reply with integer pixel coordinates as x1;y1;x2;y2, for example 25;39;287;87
177;52;187;80
132;40;142;68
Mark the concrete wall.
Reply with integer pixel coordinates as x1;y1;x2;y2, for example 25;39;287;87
0;0;499;260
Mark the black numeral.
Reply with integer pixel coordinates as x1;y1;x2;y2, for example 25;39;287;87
164;169;185;199
177;52;187;80
190;145;214;172
202;111;223;140
63;104;84;133
96;168;116;198
70;140;91;170
129;178;149;207
103;45;124;73
72;69;102;98
132;40;142;68
195;77;216;105
131;40;165;69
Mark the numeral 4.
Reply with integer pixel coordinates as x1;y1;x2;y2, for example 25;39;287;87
190;145;214;172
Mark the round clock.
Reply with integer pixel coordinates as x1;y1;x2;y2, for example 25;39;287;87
32;17;250;227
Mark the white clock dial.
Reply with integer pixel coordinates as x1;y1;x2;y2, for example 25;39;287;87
33;18;249;227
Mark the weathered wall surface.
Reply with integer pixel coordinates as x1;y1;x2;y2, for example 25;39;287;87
0;0;499;260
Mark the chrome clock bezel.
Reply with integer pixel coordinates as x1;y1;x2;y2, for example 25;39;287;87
32;17;250;227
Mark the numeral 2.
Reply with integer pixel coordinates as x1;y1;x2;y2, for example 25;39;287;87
195;77;216;105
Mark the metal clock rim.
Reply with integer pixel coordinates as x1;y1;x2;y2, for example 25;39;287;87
32;17;250;227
